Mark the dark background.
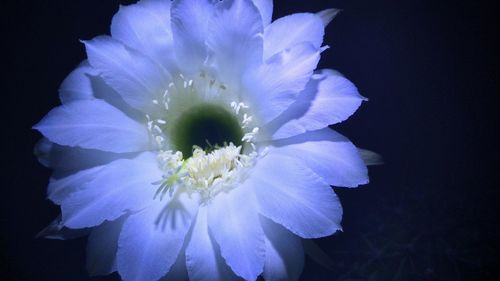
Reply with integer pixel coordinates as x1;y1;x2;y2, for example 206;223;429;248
1;0;498;280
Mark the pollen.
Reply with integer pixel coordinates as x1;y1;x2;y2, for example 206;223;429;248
155;144;254;200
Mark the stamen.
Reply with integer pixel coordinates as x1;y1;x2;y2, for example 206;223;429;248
155;144;255;200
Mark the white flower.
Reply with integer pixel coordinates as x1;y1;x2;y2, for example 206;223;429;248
34;0;370;280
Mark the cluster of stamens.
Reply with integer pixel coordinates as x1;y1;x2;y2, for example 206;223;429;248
147;72;262;201
155;144;254;201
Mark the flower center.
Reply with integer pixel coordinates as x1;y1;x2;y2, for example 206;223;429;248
146;73;265;201
169;104;244;158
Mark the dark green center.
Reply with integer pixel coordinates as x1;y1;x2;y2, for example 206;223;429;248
170;104;243;158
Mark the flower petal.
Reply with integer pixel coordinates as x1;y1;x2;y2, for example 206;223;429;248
170;0;215;73
252;0;273;26
35;138;137;174
272;128;369;187
117;192;198;281
60;152;162;228
186;206;238;281
264;13;325;59
316;8;340;27
48;165;104;205
244;42;320;123
111;0;175;71
208;186;265;281
86;216;126;276
59;61;142;120
268;69;366;140
36;215;90;240
84;36;170;113
33;99;150;153
261;217;304;281
59;61;94;103
160;248;188;281
249;152;342;238
208;0;263;86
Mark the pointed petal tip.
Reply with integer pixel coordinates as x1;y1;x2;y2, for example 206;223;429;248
317;8;341;27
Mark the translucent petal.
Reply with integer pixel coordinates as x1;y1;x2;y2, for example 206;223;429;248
316;8;340;27
261;217;304;281
35;138;137;173
33;99;150;153
244;42;320;123
160;248;188;281
171;0;214;73
60;153;162;228
59;61;94;103
248;152;342;238
36;215;90;240
117;193;198;281
186;206;238;281
252;0;273;26
84;36;170;113
208;186;265;280
208;0;263;87
111;0;175;71
272;128;369;187
268;69;366;140
59;61;142;120
86;216;126;276
48;165;105;205
264;13;325;59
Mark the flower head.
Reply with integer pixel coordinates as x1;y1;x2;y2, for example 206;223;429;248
34;0;369;280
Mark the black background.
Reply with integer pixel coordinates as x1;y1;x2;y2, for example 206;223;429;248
1;0;498;280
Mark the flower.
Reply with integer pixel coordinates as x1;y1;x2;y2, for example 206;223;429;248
33;0;370;280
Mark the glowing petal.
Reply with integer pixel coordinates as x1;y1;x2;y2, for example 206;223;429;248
117;193;198;281
264;13;325;59
249;152;343;238
269;69;366;140
84;36;170;113
33;99;150;153
262;217;304;281
208;186;265;280
272;128;369;187
186;206;237;281
60;153;162;228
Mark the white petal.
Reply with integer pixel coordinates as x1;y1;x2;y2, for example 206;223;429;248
244;42;320;123
36;215;90;240
117;193;198;281
48;165;105;205
272;128;369;187
170;0;215;73
208;0;263;86
84;36;170;113
186;206;237;281
249;152;342;238
268;69;366;140
59;61;142;120
160;249;188;281
264;13;324;59
316;8;340;27
208;186;265;281
33;99;150;153
59;61;94;103
60;153;162;228
36;138;137;173
86;216;126;276
111;0;175;70
358;148;384;166
261;217;304;281
252;0;273;26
